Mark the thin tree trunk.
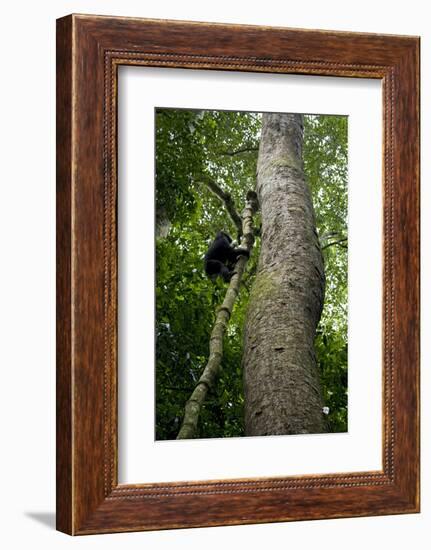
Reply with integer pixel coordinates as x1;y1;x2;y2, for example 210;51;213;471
156;205;171;238
243;113;326;436
177;191;257;439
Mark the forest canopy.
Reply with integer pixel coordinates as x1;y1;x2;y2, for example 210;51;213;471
155;108;348;440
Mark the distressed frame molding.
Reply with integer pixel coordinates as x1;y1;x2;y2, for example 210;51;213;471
56;14;420;535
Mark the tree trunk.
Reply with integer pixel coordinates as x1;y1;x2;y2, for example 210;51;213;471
177;191;258;439
156;205;171;238
243;113;326;436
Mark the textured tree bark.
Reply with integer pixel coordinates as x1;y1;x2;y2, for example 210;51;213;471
243;113;327;436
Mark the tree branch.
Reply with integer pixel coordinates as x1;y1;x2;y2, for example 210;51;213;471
176;191;258;439
220;146;259;156
320;231;342;241
202;178;243;238
321;237;348;251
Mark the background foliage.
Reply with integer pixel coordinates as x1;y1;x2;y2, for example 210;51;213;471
155;108;348;439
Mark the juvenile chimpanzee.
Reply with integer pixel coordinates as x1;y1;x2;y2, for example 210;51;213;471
204;231;249;282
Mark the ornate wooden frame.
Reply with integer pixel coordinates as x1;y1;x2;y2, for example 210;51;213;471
56;14;420;535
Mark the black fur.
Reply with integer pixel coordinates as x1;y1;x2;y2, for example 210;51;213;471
204;231;249;282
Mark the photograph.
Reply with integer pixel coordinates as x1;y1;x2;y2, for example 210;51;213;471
0;0;425;544
52;12;419;536
155;107;348;440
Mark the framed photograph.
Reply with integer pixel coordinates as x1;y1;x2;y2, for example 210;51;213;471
56;14;420;535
